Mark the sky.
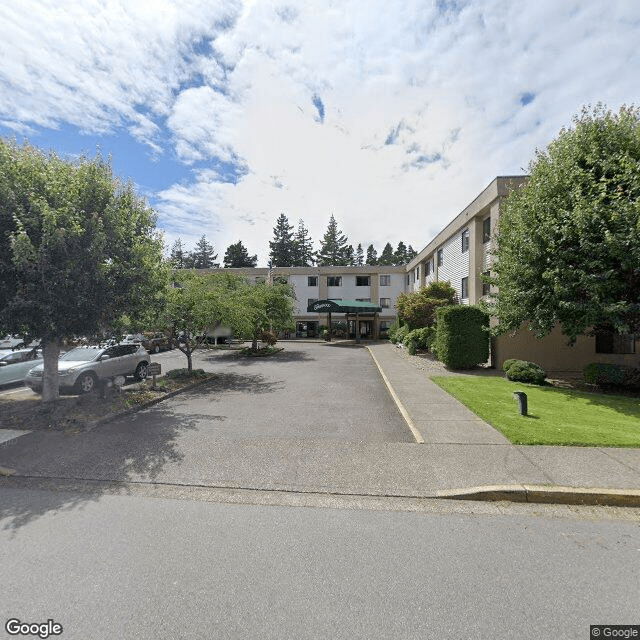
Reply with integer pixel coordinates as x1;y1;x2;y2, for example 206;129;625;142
1;0;639;266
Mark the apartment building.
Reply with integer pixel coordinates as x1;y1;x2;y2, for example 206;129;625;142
206;265;406;339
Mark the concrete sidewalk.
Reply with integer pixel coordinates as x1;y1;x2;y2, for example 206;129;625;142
366;342;640;505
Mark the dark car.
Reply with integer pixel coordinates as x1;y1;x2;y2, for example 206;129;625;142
142;332;174;353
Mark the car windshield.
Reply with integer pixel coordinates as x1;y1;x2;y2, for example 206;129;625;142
60;347;102;361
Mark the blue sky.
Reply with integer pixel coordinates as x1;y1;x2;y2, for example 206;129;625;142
1;0;639;265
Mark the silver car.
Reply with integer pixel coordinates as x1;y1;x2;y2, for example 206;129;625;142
25;344;150;394
0;348;44;387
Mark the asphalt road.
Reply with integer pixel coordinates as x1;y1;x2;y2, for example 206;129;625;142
1;486;638;640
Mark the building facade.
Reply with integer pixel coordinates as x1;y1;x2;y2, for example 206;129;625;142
202;175;637;374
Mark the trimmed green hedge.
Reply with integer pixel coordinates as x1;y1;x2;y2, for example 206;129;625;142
434;305;490;369
505;360;546;385
583;363;625;386
403;326;436;355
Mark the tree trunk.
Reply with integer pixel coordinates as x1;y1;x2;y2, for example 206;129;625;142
41;338;60;403
187;351;193;372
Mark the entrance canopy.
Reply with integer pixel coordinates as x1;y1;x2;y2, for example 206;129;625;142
307;299;382;313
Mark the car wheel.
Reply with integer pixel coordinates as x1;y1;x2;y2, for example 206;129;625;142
153;344;160;353
135;362;149;381
75;372;98;394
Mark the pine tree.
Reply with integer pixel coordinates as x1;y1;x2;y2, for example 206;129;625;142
366;244;378;265
169;238;186;269
344;244;355;265
355;243;364;266
223;240;258;268
407;245;418;261
190;235;218;269
394;241;408;265
316;215;350;265
292;219;315;266
269;213;295;266
378;242;395;265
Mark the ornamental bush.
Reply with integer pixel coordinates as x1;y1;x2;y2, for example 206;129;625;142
583;362;625;386
505;360;546;385
502;359;519;373
403;326;436;355
434;305;490;369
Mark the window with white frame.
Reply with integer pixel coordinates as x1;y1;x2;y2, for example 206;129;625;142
437;249;443;266
425;261;432;276
461;229;469;253
379;275;391;286
327;276;342;287
483;217;491;243
307;276;318;287
379;298;391;308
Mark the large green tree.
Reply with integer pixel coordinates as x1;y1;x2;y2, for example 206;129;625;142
269;213;295;266
223;240;257;268
365;244;378;265
492;104;640;343
292;218;315;266
0;139;167;401
189;234;217;269
316;215;350;265
395;281;457;329
377;242;395;265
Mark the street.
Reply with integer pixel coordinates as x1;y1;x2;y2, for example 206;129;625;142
1;483;639;640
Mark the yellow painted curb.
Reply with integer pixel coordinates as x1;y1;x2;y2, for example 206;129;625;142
367;346;425;444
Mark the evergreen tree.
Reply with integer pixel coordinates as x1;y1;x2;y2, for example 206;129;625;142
316;215;350;265
393;241;408;265
223;240;258;268
355;243;364;266
269;213;295;266
366;244;378;265
378;242;395;265
407;245;418;261
292;219;315;266
344;244;355;265
169;238;187;269
190;235;218;269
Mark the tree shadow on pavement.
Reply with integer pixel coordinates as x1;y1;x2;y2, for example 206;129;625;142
0;373;279;535
199;349;315;366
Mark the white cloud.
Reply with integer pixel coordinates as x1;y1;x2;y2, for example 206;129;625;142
2;0;640;264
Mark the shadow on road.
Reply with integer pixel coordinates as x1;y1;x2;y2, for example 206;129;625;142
200;349;315;366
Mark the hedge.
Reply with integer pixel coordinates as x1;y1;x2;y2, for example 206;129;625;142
434;305;490;369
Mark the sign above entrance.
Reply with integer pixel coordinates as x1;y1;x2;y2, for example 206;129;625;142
306;299;383;314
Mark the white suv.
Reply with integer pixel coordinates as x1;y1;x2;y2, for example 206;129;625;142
25;344;150;394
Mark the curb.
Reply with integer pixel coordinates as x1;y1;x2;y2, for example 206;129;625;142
84;375;217;432
436;484;640;508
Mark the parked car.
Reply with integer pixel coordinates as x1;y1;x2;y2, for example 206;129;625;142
25;344;150;395
142;332;174;353
0;335;27;350
0;348;43;387
121;333;145;345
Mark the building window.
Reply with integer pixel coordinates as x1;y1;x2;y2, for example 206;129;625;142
380;275;391;286
437;249;443;266
379;298;391;308
415;265;420;279
356;275;370;286
406;274;410;285
595;331;636;354
483;217;491;243
461;277;469;299
307;298;317;308
461;229;469;253
327;276;342;287
425;261;431;276
356;298;371;303
307;276;318;287
482;271;491;296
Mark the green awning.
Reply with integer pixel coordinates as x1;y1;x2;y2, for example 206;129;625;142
307;299;382;313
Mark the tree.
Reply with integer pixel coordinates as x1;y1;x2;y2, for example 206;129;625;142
492;104;640;343
190;235;217;269
269;213;295;266
378;242;395;265
344;244;355;265
355;243;364;265
406;245;418;261
243;281;295;350
366;244;378;265
395;281;457;329
169;238;187;269
316;215;350;265
394;241;408;265
0;139;167;401
164;271;250;371
292;219;315;266
223;240;257;268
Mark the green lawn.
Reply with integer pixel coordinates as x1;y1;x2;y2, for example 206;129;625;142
431;375;640;447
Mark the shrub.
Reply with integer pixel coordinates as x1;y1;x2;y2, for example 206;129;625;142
403;326;436;355
394;324;410;345
396;281;457;329
434;305;490;369
259;329;278;346
622;367;640;391
505;360;546;385
387;321;401;343
502;359;519;373
583;363;625;386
